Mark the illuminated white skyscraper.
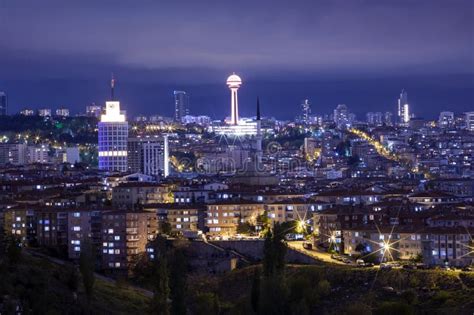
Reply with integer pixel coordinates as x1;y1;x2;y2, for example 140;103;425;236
301;99;311;124
98;77;128;172
397;89;410;125
226;73;242;125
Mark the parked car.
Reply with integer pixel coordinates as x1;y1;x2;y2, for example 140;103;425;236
302;242;313;250
380;263;392;270
356;259;365;266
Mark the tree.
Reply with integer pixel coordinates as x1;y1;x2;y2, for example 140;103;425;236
79;239;95;302
169;248;187;315
237;221;254;235
345;303;372;315
150;257;170;315
193;293;220;315
260;223;288;315
160;221;172;235
374;302;414;315
5;235;22;265
250;268;261;313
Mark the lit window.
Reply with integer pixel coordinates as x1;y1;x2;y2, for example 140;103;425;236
114;236;120;240
74;246;81;252
73;226;81;231
108;229;114;234
73;212;81;218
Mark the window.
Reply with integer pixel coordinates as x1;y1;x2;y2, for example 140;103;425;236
74;246;81;252
114;236;120;241
108;229;114;234
73;226;81;231
73;212;81;218
176;224;182;229
114;249;120;254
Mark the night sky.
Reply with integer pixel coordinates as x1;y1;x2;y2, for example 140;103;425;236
0;0;472;120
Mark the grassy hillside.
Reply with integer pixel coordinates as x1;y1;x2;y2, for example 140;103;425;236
0;254;150;314
190;265;474;314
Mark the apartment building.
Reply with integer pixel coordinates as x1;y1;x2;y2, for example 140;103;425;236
101;211;158;274
206;201;265;237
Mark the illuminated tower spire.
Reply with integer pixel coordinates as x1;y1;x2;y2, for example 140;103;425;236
110;73;116;101
257;97;261;121
256;97;262;164
226;73;242;125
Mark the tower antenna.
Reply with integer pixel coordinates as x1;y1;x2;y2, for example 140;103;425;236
110;73;115;100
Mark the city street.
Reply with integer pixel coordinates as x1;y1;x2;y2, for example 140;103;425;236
287;241;347;265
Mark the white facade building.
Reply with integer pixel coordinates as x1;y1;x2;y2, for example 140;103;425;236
98;101;128;172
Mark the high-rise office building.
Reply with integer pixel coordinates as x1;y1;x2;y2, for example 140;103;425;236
465;112;474;131
384;112;393;126
397;89;410;125
98;100;128;171
333;104;352;129
438;111;454;128
55;108;70;117
86;104;102;118
0;92;7;115
367;112;383;126
98;76;128;172
20;109;35;116
127;135;169;177
38;109;52;117
301;99;311;124
174;91;189;122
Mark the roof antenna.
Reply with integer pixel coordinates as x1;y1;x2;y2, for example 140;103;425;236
110;73;115;101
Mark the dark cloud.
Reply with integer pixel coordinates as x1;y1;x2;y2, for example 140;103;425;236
0;0;472;118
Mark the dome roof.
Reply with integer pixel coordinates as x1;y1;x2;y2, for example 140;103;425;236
226;73;242;86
